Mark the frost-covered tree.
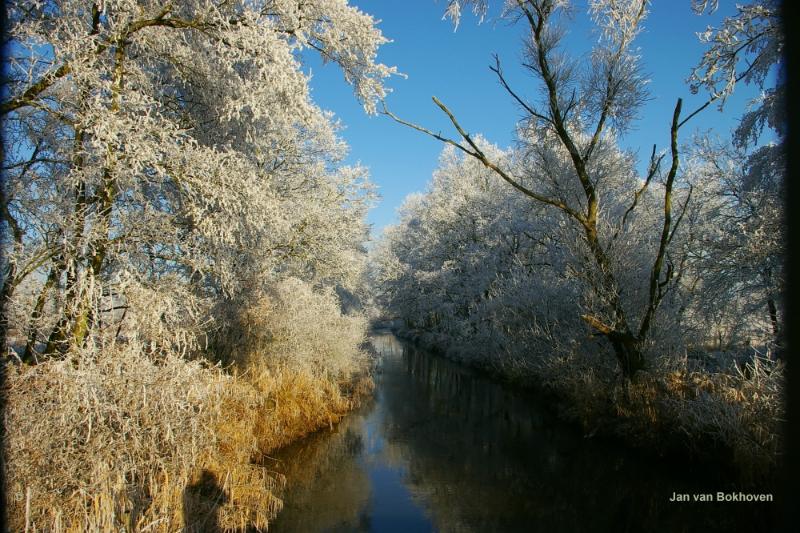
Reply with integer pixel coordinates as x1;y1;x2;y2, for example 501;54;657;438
690;0;783;145
380;0;784;377
687;0;784;348
1;0;393;360
384;0;701;377
372;142;581;361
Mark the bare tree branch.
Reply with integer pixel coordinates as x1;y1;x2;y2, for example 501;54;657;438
639;97;682;340
489;55;551;125
668;184;694;245
382;98;588;225
610;144;664;244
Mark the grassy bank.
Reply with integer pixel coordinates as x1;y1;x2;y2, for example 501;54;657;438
395;327;783;484
4;286;373;532
4;347;373;532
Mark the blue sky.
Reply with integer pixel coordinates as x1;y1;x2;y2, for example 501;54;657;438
302;1;766;238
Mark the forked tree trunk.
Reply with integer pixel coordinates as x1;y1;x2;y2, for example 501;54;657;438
609;331;646;378
581;314;645;378
387;4;686;382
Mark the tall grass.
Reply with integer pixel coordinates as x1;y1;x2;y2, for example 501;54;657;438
4;279;372;531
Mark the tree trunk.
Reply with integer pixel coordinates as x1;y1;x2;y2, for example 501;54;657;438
22;265;58;363
582;314;645;379
761;268;780;346
609;331;646;379
69;38;125;349
44;256;79;355
0;263;18;357
767;296;780;344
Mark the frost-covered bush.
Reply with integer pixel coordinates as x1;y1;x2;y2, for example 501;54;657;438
215;278;369;379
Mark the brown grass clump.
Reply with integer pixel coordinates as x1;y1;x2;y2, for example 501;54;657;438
4;341;233;531
217;363;371;463
656;357;784;475
4;280;374;531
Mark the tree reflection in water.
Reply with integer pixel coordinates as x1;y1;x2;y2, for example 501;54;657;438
271;331;775;532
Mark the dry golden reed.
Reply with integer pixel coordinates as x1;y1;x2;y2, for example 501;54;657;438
525;347;784;476
4;286;372;532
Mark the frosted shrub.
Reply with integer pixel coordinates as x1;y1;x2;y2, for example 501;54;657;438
216;278;368;380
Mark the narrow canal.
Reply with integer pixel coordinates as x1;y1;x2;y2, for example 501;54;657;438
269;329;776;532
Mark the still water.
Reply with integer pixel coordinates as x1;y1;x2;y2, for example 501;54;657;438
270;330;775;532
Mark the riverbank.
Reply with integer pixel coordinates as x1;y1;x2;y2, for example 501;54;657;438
3;345;374;532
391;325;783;486
4;347;374;532
4;287;374;532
